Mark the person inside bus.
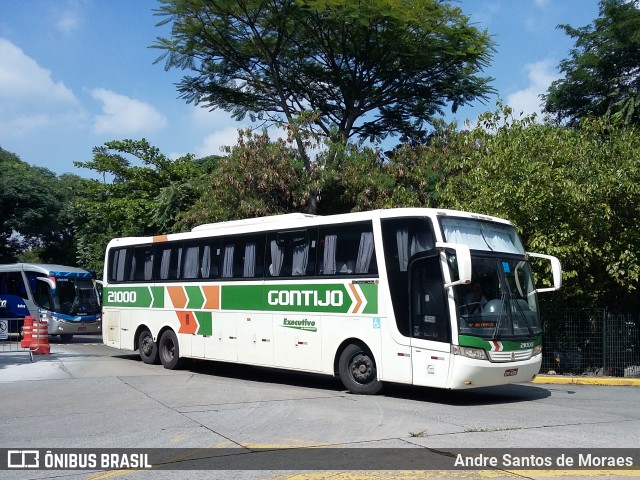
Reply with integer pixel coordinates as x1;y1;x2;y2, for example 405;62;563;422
464;282;487;314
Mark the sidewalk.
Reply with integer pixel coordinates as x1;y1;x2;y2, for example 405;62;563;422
533;374;640;386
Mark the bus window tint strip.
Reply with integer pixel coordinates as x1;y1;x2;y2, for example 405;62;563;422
106;223;378;283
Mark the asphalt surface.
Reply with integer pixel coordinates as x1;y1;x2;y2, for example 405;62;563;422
0;336;639;480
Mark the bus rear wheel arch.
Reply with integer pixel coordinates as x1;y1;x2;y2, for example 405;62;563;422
158;329;183;370
337;343;382;395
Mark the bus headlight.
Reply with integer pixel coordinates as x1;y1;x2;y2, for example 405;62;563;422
452;345;488;360
533;345;542;356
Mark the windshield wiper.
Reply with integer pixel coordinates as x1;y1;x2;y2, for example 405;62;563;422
513;299;534;336
491;291;509;340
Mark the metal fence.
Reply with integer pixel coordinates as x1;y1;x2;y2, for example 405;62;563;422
541;308;640;377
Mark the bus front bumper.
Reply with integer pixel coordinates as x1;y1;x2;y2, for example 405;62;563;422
448;354;542;389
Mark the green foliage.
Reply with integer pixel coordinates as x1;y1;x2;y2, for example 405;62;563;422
153;0;494;159
73;139;210;273
179;129;310;227
431;106;640;310
544;0;640;126
0;148;78;264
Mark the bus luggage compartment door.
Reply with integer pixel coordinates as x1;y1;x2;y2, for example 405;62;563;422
103;309;120;347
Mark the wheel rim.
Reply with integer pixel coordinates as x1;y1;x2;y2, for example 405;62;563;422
349;353;374;384
163;337;175;360
141;334;153;356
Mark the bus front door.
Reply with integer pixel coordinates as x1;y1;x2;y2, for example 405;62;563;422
409;256;452;388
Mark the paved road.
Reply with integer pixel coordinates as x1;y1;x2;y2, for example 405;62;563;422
1;336;639;479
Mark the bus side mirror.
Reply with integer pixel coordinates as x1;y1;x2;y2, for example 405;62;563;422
436;242;472;288
36;277;55;289
527;252;562;293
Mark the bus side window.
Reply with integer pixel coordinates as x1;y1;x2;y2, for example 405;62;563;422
318;223;376;276
34;279;52;309
267;229;316;278
200;241;220;279
221;235;265;279
109;248;129;283
155;244;182;280
3;272;27;298
131;246;154;281
182;243;201;279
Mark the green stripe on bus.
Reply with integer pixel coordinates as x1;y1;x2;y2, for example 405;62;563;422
151;286;164;308
195;311;212;336
185;286;204;309
360;283;378;314
103;287;153;307
458;335;542;351
221;283;378;314
104;282;379;315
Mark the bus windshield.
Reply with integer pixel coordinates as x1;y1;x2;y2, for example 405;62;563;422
454;255;541;339
440;217;525;254
52;277;101;316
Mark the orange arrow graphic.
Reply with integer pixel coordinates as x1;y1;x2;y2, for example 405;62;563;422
348;284;362;313
167;286;187;309
177;311;197;334
202;285;220;309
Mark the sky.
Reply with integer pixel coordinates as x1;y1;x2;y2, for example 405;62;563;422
0;0;602;177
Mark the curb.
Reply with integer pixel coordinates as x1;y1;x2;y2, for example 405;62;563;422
532;375;640;386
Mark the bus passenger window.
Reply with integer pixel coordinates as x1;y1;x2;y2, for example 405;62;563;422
156;245;182;280
109;249;129;283
222;244;235;278
182;244;200;279
131;246;154;281
200;243;220;279
318;224;376;276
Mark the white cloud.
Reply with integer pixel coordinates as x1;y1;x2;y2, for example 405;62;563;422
195;128;241;157
189;104;291;158
0;38;84;137
506;59;560;118
54;0;84;34
90;88;167;135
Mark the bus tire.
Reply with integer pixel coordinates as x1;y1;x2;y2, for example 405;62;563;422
338;343;382;395
60;334;74;343
159;329;183;370
138;329;159;365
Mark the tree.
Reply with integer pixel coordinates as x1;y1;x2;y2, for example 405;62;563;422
179;129;311;227
431;107;640;311
153;0;495;211
0;148;77;264
544;0;640;126
74;139;211;273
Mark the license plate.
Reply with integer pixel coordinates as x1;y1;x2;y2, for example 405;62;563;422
504;368;518;377
78;327;87;331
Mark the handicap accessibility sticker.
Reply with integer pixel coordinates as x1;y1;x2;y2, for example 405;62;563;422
373;318;380;329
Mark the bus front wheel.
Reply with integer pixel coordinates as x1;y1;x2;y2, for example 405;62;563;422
138;329;159;365
338;344;382;395
158;330;183;370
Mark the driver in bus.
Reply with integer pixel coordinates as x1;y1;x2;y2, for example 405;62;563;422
464;282;487;314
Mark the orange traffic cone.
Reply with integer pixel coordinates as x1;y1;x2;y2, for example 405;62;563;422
31;319;51;355
20;315;34;349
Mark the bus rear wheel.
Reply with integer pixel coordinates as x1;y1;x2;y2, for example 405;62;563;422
338;344;382;395
158;330;183;370
60;334;74;343
138;329;159;365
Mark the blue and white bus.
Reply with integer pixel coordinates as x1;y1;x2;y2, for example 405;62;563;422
0;263;102;342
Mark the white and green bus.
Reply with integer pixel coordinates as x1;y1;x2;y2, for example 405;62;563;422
102;208;561;394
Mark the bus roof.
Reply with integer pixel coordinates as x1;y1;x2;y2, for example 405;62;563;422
105;208;513;248
0;263;95;277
